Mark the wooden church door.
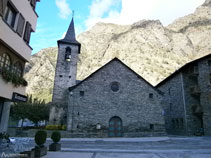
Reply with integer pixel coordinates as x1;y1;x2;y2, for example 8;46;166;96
108;116;123;137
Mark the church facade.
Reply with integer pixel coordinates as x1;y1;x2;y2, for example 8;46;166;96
67;58;166;137
49;18;211;137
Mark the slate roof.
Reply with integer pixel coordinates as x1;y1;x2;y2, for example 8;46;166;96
57;18;81;47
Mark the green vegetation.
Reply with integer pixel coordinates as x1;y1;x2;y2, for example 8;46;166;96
46;125;67;130
0;132;10;141
10;95;50;127
32;88;53;103
0;67;27;87
35;130;47;147
51;131;61;143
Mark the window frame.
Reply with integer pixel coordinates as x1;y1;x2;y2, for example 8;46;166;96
30;0;37;10
3;1;18;29
110;81;120;92
0;53;12;70
149;93;153;99
13;61;23;77
0;0;8;17
80;91;84;97
23;21;32;44
180;118;184;129
16;13;25;37
172;119;175;129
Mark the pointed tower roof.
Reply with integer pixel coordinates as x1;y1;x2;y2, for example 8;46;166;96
58;18;81;46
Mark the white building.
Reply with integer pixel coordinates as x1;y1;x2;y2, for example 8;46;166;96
0;0;40;132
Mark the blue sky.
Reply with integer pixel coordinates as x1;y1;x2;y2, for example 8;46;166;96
30;0;205;54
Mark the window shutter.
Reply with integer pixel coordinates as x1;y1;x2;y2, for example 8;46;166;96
16;14;25;36
0;1;3;16
0;0;8;16
24;22;32;44
30;0;36;9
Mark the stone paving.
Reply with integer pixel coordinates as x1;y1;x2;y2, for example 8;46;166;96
1;136;211;158
43;136;211;158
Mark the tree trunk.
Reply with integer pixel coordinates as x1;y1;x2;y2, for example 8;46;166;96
21;119;25;127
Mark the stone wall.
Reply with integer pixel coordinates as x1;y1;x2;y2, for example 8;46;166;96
7;128;166;138
198;58;211;135
182;58;211;135
50;43;79;125
158;55;211;136
68;59;166;137
158;73;187;135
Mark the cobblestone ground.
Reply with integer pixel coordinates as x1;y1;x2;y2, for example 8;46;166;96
1;136;211;158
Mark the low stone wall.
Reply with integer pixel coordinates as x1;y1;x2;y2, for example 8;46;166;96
7;128;68;138
7;128;167;138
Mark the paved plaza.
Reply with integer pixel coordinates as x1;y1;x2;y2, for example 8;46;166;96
1;136;211;158
44;136;211;158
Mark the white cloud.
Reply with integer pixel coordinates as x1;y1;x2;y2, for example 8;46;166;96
85;0;205;29
118;0;205;25
55;0;71;19
85;0;121;28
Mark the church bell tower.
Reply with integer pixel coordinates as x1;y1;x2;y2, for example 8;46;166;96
50;18;81;125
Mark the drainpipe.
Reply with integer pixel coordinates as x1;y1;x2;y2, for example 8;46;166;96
180;72;188;134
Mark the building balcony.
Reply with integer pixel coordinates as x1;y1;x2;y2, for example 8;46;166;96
189;85;201;96
0;67;27;100
0;74;26;100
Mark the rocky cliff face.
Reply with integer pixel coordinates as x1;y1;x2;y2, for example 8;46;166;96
24;48;57;102
25;1;211;102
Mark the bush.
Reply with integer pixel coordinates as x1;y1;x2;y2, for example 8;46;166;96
61;125;67;130
51;131;61;143
0;132;10;141
35;130;47;147
46;125;66;130
0;67;28;87
2;68;13;82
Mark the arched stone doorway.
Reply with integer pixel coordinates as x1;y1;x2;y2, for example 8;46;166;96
108;116;123;137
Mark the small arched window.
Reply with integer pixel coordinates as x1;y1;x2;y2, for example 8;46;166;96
13;62;23;77
65;47;72;61
0;53;11;70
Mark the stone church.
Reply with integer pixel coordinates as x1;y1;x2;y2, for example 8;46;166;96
49;18;211;137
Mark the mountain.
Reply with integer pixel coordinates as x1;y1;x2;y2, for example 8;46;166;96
25;1;211;102
24;48;57;102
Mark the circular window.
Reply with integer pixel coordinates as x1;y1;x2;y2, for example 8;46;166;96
110;81;120;92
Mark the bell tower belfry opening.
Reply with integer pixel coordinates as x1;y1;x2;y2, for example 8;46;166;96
49;17;81;125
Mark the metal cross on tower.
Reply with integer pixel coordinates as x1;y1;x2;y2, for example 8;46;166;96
72;10;74;18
